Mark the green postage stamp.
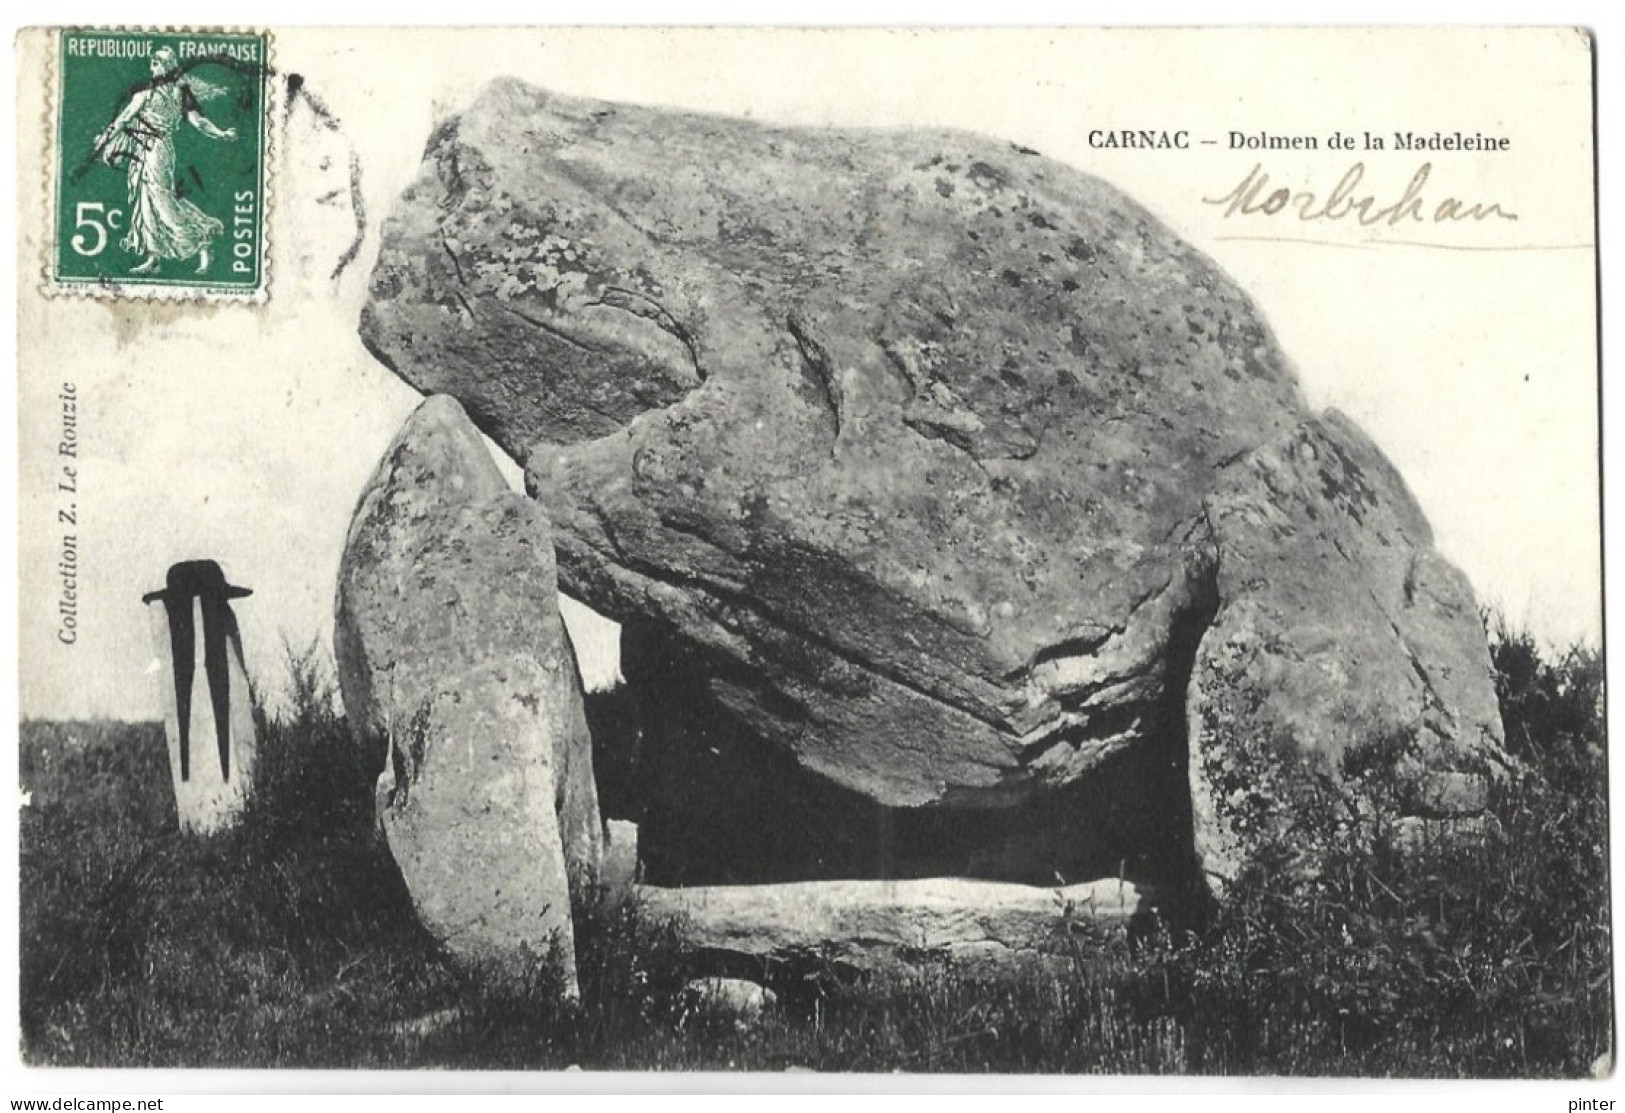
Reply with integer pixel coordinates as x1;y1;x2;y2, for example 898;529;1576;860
50;29;269;298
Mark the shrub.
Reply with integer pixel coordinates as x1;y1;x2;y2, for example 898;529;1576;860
243;636;373;845
1112;614;1610;1075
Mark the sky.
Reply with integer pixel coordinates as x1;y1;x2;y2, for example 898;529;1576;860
14;26;1600;722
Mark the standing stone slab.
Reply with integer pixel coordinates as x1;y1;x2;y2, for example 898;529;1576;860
335;394;602;990
143;560;259;835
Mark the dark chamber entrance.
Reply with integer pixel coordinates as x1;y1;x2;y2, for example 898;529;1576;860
585;611;1212;891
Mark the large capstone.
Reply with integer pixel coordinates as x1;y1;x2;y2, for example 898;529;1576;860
334;394;603;990
361;82;1505;890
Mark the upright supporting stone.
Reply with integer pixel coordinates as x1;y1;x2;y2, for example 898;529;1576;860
142;560;259;835
335;395;603;996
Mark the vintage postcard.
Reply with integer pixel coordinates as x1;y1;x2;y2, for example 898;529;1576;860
12;26;1605;1084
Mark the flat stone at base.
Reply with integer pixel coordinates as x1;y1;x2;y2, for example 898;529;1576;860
641;876;1154;975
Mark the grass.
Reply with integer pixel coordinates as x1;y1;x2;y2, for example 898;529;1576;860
16;621;1611;1074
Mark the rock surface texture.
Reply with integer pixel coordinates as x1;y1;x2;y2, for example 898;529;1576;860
1187;412;1509;885
679;978;779;1028
335;395;602;989
361;82;1506;890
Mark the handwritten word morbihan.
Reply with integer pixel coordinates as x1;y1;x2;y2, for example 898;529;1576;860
1202;162;1517;227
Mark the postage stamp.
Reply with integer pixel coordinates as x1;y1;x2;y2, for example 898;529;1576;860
49;28;269;298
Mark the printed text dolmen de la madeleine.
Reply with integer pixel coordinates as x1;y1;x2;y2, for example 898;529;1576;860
1087;129;1511;152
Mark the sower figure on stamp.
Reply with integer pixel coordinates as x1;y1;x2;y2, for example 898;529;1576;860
93;46;236;276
